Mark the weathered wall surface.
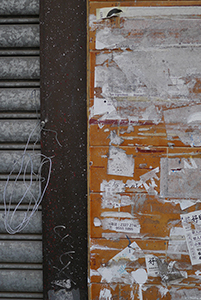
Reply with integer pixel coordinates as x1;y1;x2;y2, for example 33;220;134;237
88;2;201;299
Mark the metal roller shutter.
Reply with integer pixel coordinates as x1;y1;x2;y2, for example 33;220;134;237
0;0;42;299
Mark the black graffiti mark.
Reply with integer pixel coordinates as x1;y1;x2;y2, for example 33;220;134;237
52;225;76;289
126;235;131;248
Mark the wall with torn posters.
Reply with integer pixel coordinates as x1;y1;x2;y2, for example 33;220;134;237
88;2;201;299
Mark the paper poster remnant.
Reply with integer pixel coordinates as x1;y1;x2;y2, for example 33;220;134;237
107;146;134;177
100;179;125;195
156;258;187;282
99;288;112;300
109;241;143;263
101;167;159;206
96;6;201;20
160;158;201;198
164;105;201;147
97;241;143;284
94;49;201;103
93;97;116;116
139;167;159;195
181;210;201;265
169;287;201;300
145;255;160;277
167;227;188;258
102;218;140;234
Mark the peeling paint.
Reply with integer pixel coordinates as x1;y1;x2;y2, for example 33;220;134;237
99;288;112;300
108;130;124;146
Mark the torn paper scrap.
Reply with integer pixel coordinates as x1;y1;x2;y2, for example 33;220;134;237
109;241;143;263
160;158;201;198
102;218;140;234
181;210;201;265
156;257;187;282
107;146;134;177
145;255;160;277
167;227;188;257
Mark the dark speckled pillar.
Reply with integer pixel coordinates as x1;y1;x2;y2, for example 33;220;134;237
40;0;87;299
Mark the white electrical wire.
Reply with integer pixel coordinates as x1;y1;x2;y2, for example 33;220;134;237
3;121;53;234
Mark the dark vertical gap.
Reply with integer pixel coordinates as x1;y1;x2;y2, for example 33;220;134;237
40;0;87;299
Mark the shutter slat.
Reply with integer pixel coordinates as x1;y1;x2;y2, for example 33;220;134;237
0;151;41;173
0;120;40;142
0;241;42;263
0;270;42;292
0;211;42;234
0;88;40;111
0;25;39;48
0;57;40;80
0;181;39;204
0;292;43;299
0;0;39;16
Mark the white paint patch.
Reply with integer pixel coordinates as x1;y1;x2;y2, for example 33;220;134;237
145;255;160;277
181;210;201;265
89;14;97;31
99;288;112;300
132;268;147;283
90;269;100;277
130;291;134;300
158;286;169;298
131;269;147;300
107;146;134;177
108;130;124;146
102;218;140;233
93;217;102;227
90;244;118;251
98;263;128;284
160;158;201;198
51;279;71;289
101;211;135;218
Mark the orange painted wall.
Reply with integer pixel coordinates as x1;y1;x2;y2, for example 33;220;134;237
88;2;201;299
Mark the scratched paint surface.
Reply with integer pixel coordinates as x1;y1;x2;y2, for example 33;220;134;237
88;3;201;299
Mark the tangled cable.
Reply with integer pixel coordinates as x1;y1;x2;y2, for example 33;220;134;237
3;121;56;234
